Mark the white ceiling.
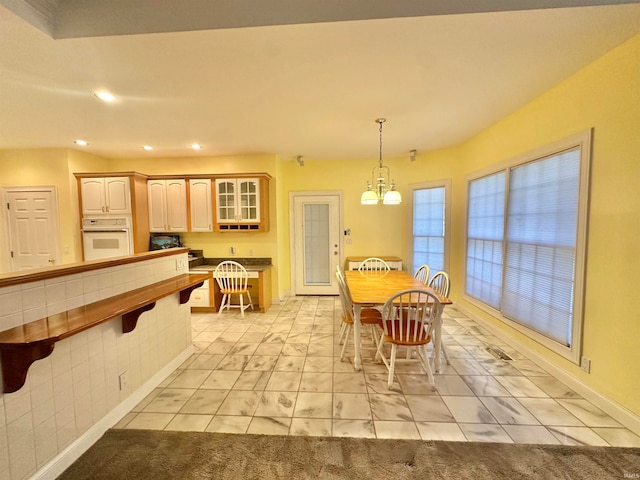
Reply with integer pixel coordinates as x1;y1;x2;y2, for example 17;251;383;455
1;1;639;160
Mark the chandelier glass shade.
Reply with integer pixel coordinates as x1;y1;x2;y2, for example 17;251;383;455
360;118;402;205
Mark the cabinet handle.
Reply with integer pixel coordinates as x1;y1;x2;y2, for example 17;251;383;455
101;206;106;213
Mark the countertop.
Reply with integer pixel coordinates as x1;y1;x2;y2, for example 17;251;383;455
190;264;271;272
188;254;272;272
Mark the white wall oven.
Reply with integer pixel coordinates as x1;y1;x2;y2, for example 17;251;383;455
82;218;133;261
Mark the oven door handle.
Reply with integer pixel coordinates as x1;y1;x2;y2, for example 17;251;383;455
82;229;129;233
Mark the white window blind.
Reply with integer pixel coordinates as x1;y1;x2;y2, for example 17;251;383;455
502;148;580;346
466;172;505;309
412;187;445;274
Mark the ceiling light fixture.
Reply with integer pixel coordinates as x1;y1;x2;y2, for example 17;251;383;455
360;118;401;205
94;91;116;103
74;139;88;146
191;144;202;150
142;145;153;151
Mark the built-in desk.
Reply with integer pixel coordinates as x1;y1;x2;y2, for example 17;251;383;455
345;256;403;271
190;261;272;313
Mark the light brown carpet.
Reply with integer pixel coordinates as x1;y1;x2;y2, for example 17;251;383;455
57;429;640;480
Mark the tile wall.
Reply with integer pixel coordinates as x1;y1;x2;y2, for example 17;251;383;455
0;254;192;480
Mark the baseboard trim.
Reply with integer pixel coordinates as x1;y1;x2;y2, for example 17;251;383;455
454;304;640;437
30;345;195;480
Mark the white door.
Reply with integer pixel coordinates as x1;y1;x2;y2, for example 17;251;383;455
189;179;213;232
104;177;131;214
4;187;60;271
165;179;188;231
148;180;168;231
291;193;341;295
80;177;106;215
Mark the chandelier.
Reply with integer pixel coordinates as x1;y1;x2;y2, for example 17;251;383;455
360;118;402;205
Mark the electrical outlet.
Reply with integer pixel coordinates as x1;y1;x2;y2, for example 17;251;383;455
580;356;591;373
175;258;187;270
119;371;128;390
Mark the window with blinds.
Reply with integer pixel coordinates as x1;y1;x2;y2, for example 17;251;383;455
503;149;580;346
466;172;505;309
464;132;590;361
412;185;446;275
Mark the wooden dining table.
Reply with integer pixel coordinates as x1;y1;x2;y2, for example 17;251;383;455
344;269;452;371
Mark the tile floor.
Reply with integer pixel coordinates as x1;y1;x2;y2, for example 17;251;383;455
115;296;640;447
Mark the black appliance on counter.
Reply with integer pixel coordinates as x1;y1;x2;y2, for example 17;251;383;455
149;234;182;251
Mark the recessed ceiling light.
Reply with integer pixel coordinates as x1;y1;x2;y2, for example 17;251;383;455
94;91;116;102
142;145;153;151
191;144;202;150
74;139;88;146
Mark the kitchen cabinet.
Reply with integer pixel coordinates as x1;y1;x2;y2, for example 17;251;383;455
187;277;211;307
214;175;269;231
148;179;188;232
75;172;151;254
189;178;213;232
80;177;131;215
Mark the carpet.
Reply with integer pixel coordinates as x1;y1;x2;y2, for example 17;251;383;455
57;429;640;480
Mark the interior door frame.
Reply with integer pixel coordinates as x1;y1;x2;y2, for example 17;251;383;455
289;190;343;296
1;185;61;272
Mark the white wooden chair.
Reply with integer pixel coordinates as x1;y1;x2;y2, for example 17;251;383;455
214;260;254;317
357;257;391;272
428;271;451;365
376;289;440;389
414;264;431;285
336;270;382;361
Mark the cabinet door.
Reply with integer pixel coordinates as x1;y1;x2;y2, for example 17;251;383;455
104;177;131;214
189;179;212;232
215;179;236;222
80;178;106;215
165;179;188;231
237;178;260;223
148;180;168;232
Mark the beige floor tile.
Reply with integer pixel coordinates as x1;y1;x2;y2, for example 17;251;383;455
165;414;213;432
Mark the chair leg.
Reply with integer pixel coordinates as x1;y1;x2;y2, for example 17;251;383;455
388;344;397;389
338;322;347;345
340;324;352;361
218;294;228;315
246;290;254;311
418;345;435;388
239;293;245;317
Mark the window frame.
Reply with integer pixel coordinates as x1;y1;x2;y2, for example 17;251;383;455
409;179;452;278
462;130;592;363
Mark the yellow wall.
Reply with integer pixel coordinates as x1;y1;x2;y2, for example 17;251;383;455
275;33;640;417
445;33;639;417
0;148;110;269
1;33;638;419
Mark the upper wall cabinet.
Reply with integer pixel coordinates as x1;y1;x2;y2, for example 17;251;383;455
214;175;269;232
189;178;213;232
148;179;188;232
80;177;131;216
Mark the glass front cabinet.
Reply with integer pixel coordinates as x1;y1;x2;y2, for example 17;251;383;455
214;175;270;232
